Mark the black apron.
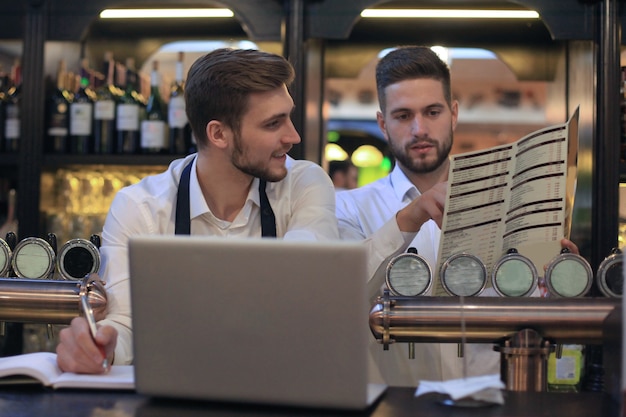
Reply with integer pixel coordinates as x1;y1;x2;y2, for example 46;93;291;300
175;158;277;237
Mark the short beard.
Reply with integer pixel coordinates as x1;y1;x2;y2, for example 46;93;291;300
389;130;453;174
231;131;287;182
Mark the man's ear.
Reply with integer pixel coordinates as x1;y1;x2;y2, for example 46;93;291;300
450;100;459;132
376;111;389;141
206;120;229;149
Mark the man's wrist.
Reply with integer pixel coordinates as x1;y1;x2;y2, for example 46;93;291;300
396;206;424;233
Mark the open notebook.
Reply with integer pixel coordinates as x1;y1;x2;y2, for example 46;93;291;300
129;236;386;410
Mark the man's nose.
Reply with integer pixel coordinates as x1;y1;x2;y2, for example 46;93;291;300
411;115;428;137
283;120;301;144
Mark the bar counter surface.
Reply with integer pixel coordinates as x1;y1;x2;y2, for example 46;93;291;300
0;386;617;417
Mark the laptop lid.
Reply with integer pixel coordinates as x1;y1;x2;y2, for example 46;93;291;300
129;235;385;409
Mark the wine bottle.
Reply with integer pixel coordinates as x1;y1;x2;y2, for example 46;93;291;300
619;66;626;163
116;58;141;154
0;70;9;153
93;52;117;154
69;59;94;154
141;60;167;154
168;51;190;155
4;60;21;153
46;59;71;154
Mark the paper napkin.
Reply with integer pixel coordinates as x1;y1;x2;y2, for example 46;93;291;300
415;374;505;404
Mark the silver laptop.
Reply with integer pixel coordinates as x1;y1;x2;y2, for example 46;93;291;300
129;235;386;410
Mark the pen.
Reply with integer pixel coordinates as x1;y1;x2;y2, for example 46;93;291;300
80;294;109;370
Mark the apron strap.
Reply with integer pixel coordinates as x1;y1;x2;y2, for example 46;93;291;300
258;179;277;237
175;158;277;237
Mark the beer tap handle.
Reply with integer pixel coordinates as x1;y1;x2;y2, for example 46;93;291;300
555;343;563;359
45;233;59;338
90;234;101;249
5;232;16;277
0;232;16;336
46;233;57;280
46;233;57;254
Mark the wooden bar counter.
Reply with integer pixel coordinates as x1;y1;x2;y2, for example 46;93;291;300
0;386;617;417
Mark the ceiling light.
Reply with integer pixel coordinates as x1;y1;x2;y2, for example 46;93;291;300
100;8;234;19
159;40;258;53
325;144;349;161
361;9;539;19
352;145;383;168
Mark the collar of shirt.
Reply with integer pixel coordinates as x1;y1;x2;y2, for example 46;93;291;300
389;164;420;203
188;157;261;228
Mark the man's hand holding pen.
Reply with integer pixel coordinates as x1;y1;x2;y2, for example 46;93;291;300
81;294;110;370
56;315;118;374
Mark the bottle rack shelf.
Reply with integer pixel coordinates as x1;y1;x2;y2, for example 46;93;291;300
42;153;183;167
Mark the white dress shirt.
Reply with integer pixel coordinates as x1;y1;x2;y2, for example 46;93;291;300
336;164;499;387
98;154;339;365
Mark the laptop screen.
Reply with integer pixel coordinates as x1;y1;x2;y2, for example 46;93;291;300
129;235;381;409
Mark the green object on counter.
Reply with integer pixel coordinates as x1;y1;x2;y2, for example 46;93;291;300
547;345;584;392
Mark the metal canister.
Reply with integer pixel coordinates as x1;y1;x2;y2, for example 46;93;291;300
0;274;106;324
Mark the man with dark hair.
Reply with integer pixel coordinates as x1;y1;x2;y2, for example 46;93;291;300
337;46;578;386
57;48;339;373
329;160;358;190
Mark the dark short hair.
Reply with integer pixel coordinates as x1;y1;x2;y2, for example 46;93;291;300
329;160;355;177
375;46;452;113
184;48;295;149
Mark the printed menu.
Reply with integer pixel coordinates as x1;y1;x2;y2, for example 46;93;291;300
434;107;579;295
